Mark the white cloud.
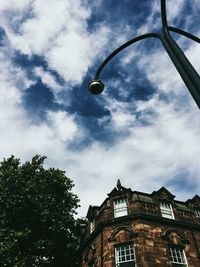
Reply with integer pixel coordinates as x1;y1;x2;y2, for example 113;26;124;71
0;47;81;163
138;49;185;95
166;0;185;23
0;0;29;11
106;99;136;128
47;111;78;142
46;31;92;84
3;0;89;55
185;43;200;74
33;67;62;93
1;0;110;85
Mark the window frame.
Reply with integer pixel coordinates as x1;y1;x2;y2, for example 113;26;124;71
195;208;200;223
90;220;95;233
115;242;136;267
194;208;200;219
168;244;188;267
113;197;128;218
160;201;175;219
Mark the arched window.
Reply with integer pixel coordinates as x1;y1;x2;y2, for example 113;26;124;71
108;226;138;267
161;228;189;267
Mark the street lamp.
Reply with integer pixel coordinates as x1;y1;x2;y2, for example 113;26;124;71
88;0;200;109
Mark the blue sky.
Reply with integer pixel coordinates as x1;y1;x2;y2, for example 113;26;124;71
0;0;200;216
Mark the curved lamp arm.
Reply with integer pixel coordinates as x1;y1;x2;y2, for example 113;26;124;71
168;26;200;44
89;33;160;95
94;33;160;80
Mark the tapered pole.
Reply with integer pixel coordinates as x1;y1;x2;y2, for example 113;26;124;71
161;0;200;108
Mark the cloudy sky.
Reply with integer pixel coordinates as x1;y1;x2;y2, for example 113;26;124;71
0;0;200;216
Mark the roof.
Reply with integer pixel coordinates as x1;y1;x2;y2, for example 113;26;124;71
152;187;175;200
86;205;99;219
175;202;191;212
132;192;155;204
85;183;199;218
107;179;132;198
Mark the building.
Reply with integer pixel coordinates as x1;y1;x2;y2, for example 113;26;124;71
80;180;200;267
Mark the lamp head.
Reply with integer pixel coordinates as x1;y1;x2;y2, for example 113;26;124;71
88;80;104;95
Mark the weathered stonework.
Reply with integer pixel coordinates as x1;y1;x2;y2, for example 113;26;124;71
80;183;200;267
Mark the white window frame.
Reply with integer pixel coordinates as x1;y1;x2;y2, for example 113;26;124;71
160;201;175;219
195;209;200;223
115;243;136;267
113;198;128;218
194;208;200;223
90;220;95;233
169;245;188;267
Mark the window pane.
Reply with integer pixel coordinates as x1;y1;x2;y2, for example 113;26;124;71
195;209;200;223
169;246;188;267
115;244;135;265
90;221;95;233
114;198;128;218
160;202;174;219
195;209;200;217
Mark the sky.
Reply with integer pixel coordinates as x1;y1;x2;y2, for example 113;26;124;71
0;0;200;217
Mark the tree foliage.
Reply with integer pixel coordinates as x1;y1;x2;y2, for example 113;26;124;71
0;155;81;267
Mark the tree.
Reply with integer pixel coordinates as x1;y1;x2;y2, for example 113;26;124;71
0;155;81;267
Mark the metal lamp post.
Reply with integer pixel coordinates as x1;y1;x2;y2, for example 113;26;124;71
88;0;200;109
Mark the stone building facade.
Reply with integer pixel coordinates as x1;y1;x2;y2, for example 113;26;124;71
80;180;200;267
